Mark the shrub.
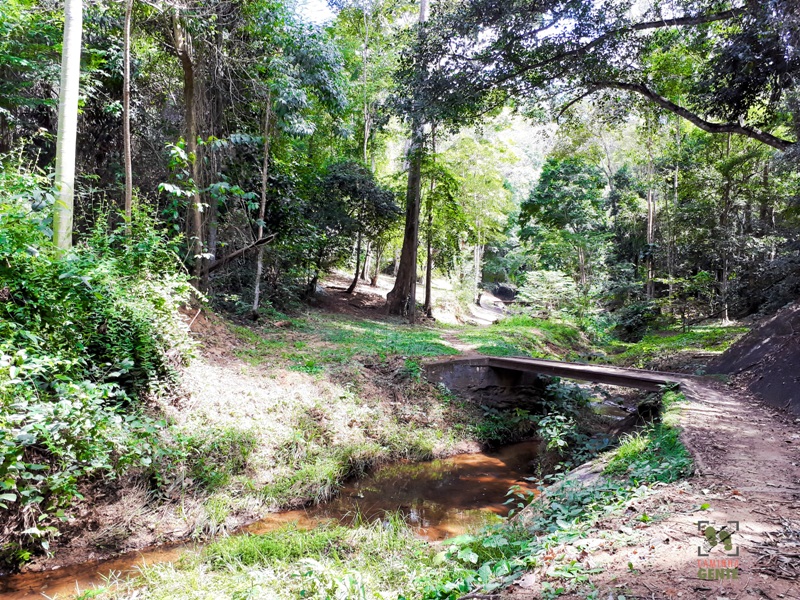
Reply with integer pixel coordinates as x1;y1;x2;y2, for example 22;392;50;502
0;171;195;566
612;301;661;342
516;270;579;317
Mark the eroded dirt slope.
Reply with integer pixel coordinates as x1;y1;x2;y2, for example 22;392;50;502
710;302;800;415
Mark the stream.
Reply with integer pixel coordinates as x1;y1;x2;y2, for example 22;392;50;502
0;441;543;599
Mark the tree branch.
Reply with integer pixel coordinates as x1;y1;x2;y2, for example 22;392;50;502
483;8;747;91
572;7;747;59
593;81;794;151
555;86;600;122
204;234;276;275
629;7;746;32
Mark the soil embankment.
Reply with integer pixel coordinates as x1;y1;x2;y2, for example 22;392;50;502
710;302;800;415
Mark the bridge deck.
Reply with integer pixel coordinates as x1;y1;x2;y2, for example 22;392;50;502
428;356;685;391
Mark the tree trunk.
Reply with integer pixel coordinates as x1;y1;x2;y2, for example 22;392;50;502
362;7;371;166
719;133;732;323
203;25;225;289
53;0;83;249
646;188;655;299
252;97;273;317
761;162;777;261
473;243;484;304
173;13;203;282
424;196;433;317
346;231;362;294
424;128;436;317
385;0;428;320
577;245;587;288
122;0;133;229
667;118;680;309
371;245;382;287
360;240;370;280
386;126;423;318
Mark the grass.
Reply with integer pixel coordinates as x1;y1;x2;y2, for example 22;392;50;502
316;315;460;359
451;315;587;358
230;313;458;373
101;519;462;600
608;324;748;368
603;390;693;483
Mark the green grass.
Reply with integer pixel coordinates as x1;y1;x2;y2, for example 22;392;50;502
103;520;462;600
204;524;350;565
603;390;692;483
315;315;459;359
452;315;586;358
608;325;748;368
231;315;458;375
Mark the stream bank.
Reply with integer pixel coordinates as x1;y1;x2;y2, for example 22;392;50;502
0;442;542;598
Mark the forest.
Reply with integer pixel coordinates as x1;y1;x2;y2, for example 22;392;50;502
1;0;799;598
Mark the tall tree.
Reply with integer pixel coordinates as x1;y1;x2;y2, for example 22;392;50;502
122;0;133;226
519;156;608;290
385;0;428;319
170;9;203;280
251;93;273;316
53;0;83;249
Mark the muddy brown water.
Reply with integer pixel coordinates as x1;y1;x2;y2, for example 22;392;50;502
0;441;542;599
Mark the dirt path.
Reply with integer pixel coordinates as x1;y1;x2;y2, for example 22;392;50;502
491;362;800;599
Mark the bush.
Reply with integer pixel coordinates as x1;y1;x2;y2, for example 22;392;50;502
612;301;661;342
0;173;195;566
516;270;579;317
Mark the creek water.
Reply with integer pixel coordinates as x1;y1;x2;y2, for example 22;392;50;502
0;441;542;599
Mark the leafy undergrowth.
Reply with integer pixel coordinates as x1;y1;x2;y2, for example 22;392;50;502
0;186;195;567
451;315;589;358
607;325;748;370
88;390;692;600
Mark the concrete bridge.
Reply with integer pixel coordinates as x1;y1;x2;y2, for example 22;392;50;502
424;355;686;407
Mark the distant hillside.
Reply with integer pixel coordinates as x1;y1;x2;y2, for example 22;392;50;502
709;303;800;415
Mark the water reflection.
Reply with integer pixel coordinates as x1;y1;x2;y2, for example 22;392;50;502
0;441;541;599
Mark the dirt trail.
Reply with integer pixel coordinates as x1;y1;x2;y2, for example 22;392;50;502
500;367;800;599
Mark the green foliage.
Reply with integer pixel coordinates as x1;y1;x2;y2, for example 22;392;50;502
612;301;662;342
402;357;423;381
520;157;607;235
610;325;749;368
604;391;693;483
516;271;579;317
604;425;692;483
472;407;539;445
0;173;194;564
519;156;609;291
185;428;258;491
